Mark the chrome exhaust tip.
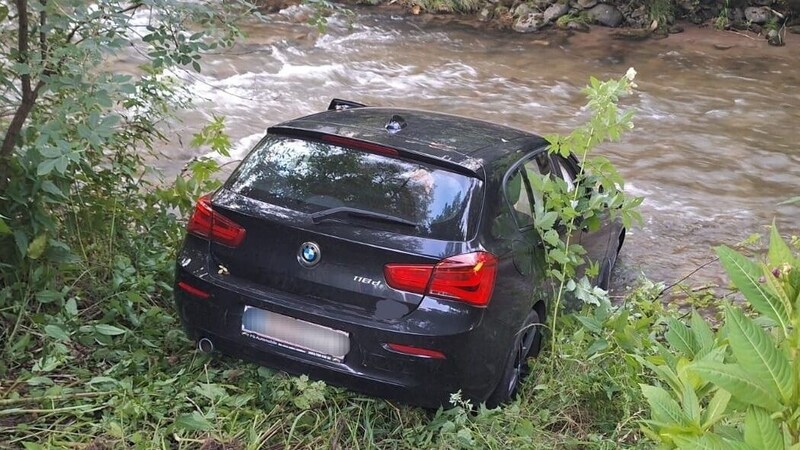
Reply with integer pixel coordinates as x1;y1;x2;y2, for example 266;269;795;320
198;337;214;353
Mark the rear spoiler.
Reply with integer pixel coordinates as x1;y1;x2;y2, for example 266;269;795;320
267;126;484;180
328;99;367;111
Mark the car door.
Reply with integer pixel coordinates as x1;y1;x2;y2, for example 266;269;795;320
501;150;553;303
549;154;617;284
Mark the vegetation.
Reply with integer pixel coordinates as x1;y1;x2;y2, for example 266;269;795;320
1;1;797;449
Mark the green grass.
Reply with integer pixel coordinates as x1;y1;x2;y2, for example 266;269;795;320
0;273;653;448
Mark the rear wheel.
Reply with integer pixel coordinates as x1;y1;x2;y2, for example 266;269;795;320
486;309;540;407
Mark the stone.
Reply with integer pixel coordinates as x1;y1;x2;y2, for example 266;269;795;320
729;7;744;22
789;25;800;34
668;24;684;33
532;0;554;9
513;12;547;32
543;2;570;22
767;29;784;45
574;0;597;9
753;0;773;5
513;3;532;17
566;20;590;31
744;6;772;24
587;4;624;27
478;5;495;21
610;28;652;40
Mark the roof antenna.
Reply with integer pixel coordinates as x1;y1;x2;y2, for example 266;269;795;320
385;115;407;134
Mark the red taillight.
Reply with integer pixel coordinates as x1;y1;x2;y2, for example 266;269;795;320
384;251;498;307
178;281;210;299
385;343;446;359
187;195;246;247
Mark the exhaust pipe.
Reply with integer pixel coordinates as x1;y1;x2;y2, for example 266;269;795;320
198;337;214;353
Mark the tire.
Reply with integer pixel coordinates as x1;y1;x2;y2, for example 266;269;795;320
485;309;541;408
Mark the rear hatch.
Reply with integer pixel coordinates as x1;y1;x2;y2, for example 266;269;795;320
207;135;483;318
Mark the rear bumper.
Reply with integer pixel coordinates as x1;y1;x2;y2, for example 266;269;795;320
175;270;513;409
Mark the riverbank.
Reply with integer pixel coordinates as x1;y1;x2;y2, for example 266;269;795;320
255;0;800;46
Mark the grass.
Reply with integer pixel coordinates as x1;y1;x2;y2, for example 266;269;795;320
0;268;654;448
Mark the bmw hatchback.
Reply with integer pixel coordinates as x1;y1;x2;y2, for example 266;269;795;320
174;100;624;407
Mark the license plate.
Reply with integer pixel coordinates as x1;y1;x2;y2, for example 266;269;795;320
241;306;350;363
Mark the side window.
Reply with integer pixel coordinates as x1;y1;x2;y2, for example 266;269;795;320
552;156;577;191
505;169;534;228
522;152;552;207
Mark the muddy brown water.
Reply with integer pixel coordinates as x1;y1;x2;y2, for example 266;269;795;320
145;8;800;295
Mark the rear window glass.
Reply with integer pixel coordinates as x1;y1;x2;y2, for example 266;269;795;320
225;136;483;240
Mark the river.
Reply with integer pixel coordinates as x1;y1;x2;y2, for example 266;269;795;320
152;7;800;297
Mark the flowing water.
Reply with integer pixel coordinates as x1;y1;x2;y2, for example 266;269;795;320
146;8;800;294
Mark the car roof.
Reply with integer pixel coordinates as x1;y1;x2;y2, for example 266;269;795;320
269;107;547;176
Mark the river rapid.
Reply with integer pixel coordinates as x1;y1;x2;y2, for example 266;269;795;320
148;8;800;296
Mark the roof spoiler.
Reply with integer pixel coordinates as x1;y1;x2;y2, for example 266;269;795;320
328;99;367;111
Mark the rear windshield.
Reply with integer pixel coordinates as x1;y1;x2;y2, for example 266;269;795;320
225;135;482;240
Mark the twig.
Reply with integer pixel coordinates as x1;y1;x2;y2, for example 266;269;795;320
0;403;105;417
658;256;720;297
0;391;110;406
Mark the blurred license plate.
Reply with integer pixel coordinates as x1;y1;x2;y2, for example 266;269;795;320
241;306;350;362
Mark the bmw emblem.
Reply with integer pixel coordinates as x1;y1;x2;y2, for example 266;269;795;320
298;242;321;268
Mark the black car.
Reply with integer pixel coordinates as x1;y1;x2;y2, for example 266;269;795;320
174;99;624;408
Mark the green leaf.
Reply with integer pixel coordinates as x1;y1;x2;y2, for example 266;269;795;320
690;361;783;412
174;411;212;431
0;218;11;235
35;290;64;304
666;317;699;358
725;306;793;402
701;388;731;429
744;406;783;450
27;234;47;260
0;5;9;22
682;380;701;423
640;384;692;427
690;310;715;355
715;245;790;334
777;196;800;206
671;434;742;450
40;180;63;197
37;158;58;176
767;223;794;267
534;211;558;230
44;324;70;342
93;324;126;336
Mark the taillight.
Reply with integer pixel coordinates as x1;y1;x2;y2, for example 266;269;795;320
384;251;498;307
187;195;246;247
385;343;446;359
177;281;210;299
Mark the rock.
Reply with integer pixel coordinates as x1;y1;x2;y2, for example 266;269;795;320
532;0;554;9
789;25;800;34
767;29;784;45
729;7;744;22
513;3;532;17
478;5;494;21
610;28;651;40
744;6;772;24
587;4;624;27
713;43;735;50
513;12;547;32
571;0;597;9
676;0;697;12
668;24;684;33
566;20;590;31
543;2;570;22
753;0;773;5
